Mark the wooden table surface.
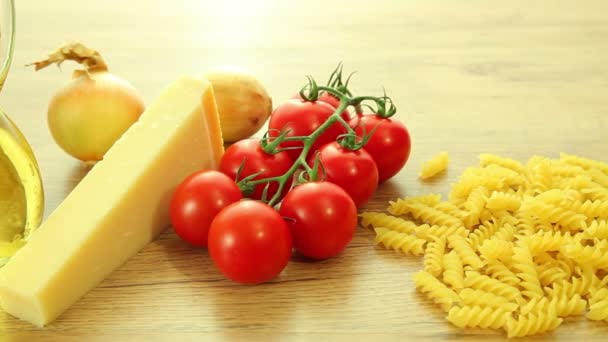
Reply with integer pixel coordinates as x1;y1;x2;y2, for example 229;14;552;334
1;0;608;340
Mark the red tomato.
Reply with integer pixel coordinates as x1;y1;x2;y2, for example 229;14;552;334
308;142;378;207
219;139;293;201
293;92;351;121
269;99;346;160
170;170;242;247
349;115;411;183
279;182;357;259
208;201;293;284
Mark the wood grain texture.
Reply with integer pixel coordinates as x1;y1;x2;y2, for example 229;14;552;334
1;0;608;340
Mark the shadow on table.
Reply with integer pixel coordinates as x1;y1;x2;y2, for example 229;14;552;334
156;226;360;337
61;161;94;198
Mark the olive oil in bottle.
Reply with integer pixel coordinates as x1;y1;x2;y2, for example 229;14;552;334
0;0;44;266
0;112;44;266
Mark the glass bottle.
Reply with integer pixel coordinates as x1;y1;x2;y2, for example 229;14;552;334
0;0;44;266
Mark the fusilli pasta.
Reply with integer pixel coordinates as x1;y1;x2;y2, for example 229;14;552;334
447;305;509;329
586;288;608;321
511;246;544;299
424;236;446;277
419;152;449;180
359;212;416;234
374;228;426;255
442;251;464;290
463;271;521;302
448;235;484;270
505;312;562;338
458;288;518;312
413;270;460;312
486;191;521;211
363;152;608;338
479;153;524;173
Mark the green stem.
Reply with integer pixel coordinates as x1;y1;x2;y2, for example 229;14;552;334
249;95;350;207
243;74;395;207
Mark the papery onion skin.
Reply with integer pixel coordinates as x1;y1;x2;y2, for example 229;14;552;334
48;71;144;162
205;67;272;143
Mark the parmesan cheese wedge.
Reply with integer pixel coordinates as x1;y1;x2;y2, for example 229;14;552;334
0;76;224;327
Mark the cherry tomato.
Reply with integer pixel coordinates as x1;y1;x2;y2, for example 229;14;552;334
208;201;293;284
308;142;378;207
349;115;411;183
219;138;293;201
170;170;243;247
268;99;346;160
293;92;351;121
279;182;357;259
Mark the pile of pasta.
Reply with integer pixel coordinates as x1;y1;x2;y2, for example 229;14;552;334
360;153;608;338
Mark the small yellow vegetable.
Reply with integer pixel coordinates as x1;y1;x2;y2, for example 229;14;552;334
30;43;145;162
205;66;272;142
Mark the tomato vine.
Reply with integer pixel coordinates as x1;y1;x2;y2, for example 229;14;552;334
237;65;396;207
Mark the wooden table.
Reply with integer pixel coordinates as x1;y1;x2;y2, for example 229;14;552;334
1;0;608;340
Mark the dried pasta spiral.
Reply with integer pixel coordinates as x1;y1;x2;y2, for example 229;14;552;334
479;239;513;262
505;312;563;338
413;270;460;312
486;191;522;211
560;152;608;174
518;295;586;317
424;236;446;277
451;166;520;201
364;152;608;338
374;228;426;255
545;269;600;298
408;203;462;228
518;230;581;255
520;198;586;231
588;168;608;187
434;201;469;221
458;288;518;312
493;223;517;242
589;184;608;199
448;236;484;270
387;194;441;216
553;254;576;279
414;224;467;241
419;152;448;180
583;220;608;239
467;219;500;250
479;153;524;173
511;247;544;299
558;174;595;191
589;287;608;306
359;212;416;234
550;162;585;178
570;199;608;219
536;265;568;287
560;243;608;269
447;305;509;329
442;251;464;290
464;186;488;227
525;156;553;194
484;259;520;286
463;271;520;301
586;288;608;321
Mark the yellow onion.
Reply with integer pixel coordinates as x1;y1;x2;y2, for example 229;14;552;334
30;43;144;162
205;66;272;142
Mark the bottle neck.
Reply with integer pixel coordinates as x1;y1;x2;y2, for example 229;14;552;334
0;0;16;93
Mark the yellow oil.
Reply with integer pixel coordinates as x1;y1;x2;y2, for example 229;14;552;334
0;0;44;265
0;110;44;266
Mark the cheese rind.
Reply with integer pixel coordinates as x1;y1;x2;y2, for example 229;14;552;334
0;76;223;326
